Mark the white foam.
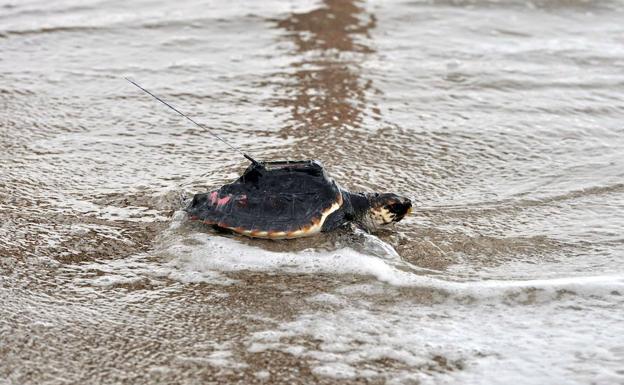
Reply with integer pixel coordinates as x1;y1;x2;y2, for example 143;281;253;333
311;362;357;380
161;231;624;301
158;229;624;383
254;370;270;380
249;294;624;385
306;293;348;306
205;349;248;370
89;274;144;287
160;231;414;283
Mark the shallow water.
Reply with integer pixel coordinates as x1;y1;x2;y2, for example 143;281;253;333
1;0;624;383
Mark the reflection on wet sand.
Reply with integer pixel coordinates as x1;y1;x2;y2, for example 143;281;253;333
265;1;568;268
271;0;378;161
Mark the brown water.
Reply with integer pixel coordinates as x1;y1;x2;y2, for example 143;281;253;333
2;0;624;384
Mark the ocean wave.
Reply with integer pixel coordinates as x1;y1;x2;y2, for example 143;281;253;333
155;215;624;302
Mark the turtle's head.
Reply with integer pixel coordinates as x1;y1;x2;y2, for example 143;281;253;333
364;193;412;230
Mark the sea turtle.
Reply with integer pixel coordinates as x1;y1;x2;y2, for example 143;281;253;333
186;160;412;239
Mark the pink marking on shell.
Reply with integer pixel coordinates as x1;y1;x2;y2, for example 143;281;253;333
217;196;231;206
209;191;218;204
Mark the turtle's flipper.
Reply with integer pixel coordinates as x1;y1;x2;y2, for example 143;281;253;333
321;207;347;233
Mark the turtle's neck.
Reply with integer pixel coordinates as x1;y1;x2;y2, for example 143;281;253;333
344;192;370;220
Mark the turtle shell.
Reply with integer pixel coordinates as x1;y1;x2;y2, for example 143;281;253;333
186;160;343;239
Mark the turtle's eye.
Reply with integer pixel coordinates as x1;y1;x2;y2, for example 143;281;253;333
384;202;405;215
384;201;398;210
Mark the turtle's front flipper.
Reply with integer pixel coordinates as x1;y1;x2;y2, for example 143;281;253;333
321;190;355;233
321;208;348;233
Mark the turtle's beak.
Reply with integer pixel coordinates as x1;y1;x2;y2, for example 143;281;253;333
389;197;412;223
408;207;413;215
